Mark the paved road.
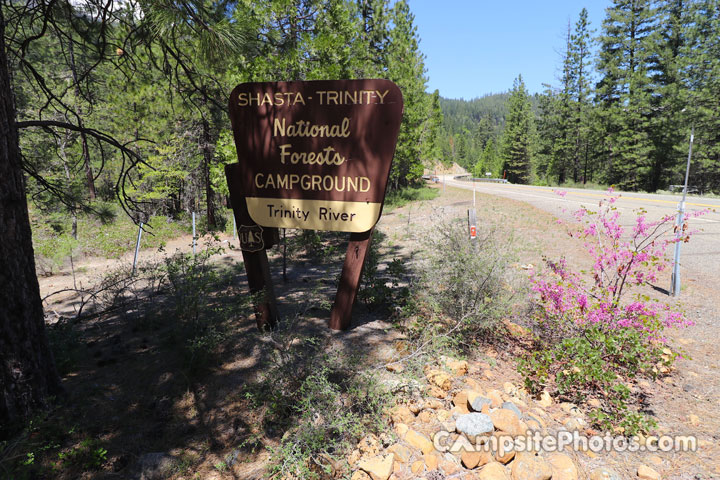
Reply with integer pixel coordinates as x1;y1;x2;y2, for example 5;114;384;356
441;175;720;286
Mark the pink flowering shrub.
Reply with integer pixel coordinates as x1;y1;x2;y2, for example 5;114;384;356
519;189;705;434
531;189;701;341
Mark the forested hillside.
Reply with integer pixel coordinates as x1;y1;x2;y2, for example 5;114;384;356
440;1;720;193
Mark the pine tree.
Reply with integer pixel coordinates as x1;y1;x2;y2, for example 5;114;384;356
501;75;535;184
385;0;429;189
682;0;720;192
596;0;657;190
420;89;444;166
569;8;595;183
646;0;689;191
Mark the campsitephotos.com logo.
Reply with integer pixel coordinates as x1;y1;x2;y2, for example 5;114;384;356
433;430;697;454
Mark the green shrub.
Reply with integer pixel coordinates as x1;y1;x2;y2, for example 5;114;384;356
419;219;517;338
518;325;667;435
385;186;439;209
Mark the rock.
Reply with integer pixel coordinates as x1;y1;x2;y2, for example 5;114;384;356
418;410;435;423
424;453;439;471
477;462;511;480
588;399;602;408
637;464;661;480
484;369;494;380
562;417;582;431
688;414;700;426
411;460;424;474
437;409;451;422
503;319;531;338
408;402;423;414
445;358;469;376
489;409;523;436
453;391;471;414
560;403;580;416
466;378;483;391
647;455;662;466
138;453;176;480
351;471;373;480
426;369;452;391
461;450;492;469
525;411;546;429
348;449;362;466
357;454;394;480
486;389;504;408
511;452;552;480
425;399;443;410
501;401;523;419
495;447;515;464
358;435;382;456
387;444;412;464
405;429;434;455
525;418;542;432
440;457;461;475
503;382;518;396
589;467;622;480
537;391;553;408
386;363;404;373
456;413;494;438
470;396;493;412
394;423;408;438
390;406;415;424
547;453;578;480
427;385;448;399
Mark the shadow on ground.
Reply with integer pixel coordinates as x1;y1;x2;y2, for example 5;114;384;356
5;229;412;479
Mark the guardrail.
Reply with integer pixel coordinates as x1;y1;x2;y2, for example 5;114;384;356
669;185;700;194
453;175;509;184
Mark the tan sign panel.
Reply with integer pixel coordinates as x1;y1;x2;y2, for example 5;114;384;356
227;79;403;232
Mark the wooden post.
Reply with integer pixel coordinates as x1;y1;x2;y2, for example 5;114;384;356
329;228;374;330
226;164;279;330
241;248;279;330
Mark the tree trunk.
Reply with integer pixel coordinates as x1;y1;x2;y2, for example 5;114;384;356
0;10;63;436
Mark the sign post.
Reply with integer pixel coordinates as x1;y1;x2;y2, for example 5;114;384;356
225;79;403;331
468;209;477;241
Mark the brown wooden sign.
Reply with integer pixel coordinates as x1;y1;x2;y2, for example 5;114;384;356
227;79;403;232
226;79;403;331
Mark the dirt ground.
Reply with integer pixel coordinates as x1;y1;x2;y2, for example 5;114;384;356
33;183;720;479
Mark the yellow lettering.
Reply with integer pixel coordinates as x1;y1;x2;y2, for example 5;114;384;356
279;143;292;164
343;90;358;104
274;118;285;137
254;173;265;188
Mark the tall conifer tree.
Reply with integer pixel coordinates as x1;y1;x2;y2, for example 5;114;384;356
501;75;534;184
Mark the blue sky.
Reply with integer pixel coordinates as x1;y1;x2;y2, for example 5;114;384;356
410;1;612;99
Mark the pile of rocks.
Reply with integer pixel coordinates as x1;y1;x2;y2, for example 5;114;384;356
347;356;663;480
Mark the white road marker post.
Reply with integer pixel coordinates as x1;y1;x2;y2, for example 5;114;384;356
468;208;477;242
672;127;694;297
192;211;197;255
132;222;143;276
